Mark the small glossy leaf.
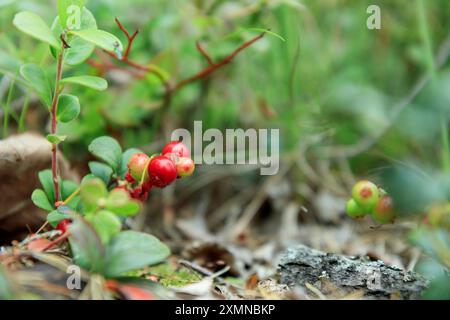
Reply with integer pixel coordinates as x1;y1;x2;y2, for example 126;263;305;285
38;170;55;204
47;134;66;144
31;189;53;211
104;231;170;278
61;180;80;209
61;180;79;199
57;94;80;123
47;210;66;227
13;11;60;49
70;29;123;53
88;161;113;185
20;64;52;107
69;215;105;272
61;75;107;91
57;0;86;29
106;189;141;217
88;136;122;171
85;210;121;244
80;178;107;211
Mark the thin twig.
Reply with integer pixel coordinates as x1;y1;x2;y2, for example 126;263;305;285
196;41;214;66
173;32;266;92
49;41;66;202
89;17;266;104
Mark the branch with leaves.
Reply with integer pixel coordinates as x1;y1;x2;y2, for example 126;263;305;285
88;17;266;102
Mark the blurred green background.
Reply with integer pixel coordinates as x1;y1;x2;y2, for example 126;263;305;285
1;0;449;169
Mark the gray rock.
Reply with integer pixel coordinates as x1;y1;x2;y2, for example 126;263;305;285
278;245;429;299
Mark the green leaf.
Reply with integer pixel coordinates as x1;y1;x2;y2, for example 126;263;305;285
88;136;123;171
47;210;66;227
69;29;123;53
104;231;170;278
69;215;105;272
119;148;142;178
80;178;107;212
56;94;80;123
247;28;285;42
88;161;113;185
106;189;141;217
85;210;121;244
51;7;97;65
57;0;86;29
13;11;60;49
61;180;80;209
31;189;53;211
19;64;52;107
61;180;79;199
47;134;66;144
61;76;107;91
38;170;55;204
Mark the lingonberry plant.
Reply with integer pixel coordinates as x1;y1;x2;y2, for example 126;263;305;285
13;1;194;289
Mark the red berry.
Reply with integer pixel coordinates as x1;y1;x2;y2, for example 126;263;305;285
56;219;71;234
162;141;190;158
142;181;153;192
148;155;177;188
128;153;150;182
371;196;395;224
131;186;143;199
125;172;135;183
175;157;195;177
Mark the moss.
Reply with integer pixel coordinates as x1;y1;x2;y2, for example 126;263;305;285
145;263;203;287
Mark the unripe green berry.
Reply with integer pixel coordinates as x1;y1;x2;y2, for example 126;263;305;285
176;157;195;177
371;195;395;224
351;180;379;211
346;199;367;218
427;203;450;228
128;153;150;182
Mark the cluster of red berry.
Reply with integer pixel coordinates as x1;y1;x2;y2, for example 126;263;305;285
122;141;195;201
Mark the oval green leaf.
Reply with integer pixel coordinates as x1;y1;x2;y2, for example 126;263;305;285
13;11;60;49
104;231;171;278
20;64;52;107
61;75;107;91
85;210;121;245
106;189;141;217
80;177;107;211
31;189;53;211
69;29;123;53
47;134;67;144
88;136;123;171
57;94;80;123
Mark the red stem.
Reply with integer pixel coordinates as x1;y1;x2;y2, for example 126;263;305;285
196;41;214;66
50;50;64;202
173;32;266;91
42;232;71;251
91;18;265;102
